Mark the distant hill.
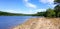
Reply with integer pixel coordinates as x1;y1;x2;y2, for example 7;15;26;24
0;11;31;16
0;11;44;16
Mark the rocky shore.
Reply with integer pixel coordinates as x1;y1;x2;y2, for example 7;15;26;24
12;17;60;29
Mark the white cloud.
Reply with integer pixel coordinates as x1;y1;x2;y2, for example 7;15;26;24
39;0;55;8
25;3;36;8
23;0;37;8
48;4;56;8
22;9;46;14
36;9;46;12
25;9;46;14
39;0;54;4
24;0;28;2
34;9;46;13
24;10;34;14
23;0;28;2
0;9;46;14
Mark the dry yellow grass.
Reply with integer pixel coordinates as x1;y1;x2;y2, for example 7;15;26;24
12;18;60;29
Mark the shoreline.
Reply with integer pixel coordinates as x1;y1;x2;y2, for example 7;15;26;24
12;17;60;29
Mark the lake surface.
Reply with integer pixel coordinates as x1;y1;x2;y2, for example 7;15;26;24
0;16;38;29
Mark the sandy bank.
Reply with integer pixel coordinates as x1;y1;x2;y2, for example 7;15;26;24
12;17;60;29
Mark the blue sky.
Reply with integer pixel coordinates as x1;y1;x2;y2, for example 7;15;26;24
0;0;55;14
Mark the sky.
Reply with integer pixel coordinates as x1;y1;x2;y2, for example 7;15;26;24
0;0;55;14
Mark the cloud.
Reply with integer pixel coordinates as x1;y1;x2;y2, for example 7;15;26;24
48;4;56;8
25;3;36;8
39;0;54;4
24;10;34;14
0;9;46;14
25;9;46;14
23;0;37;8
34;9;46;13
22;9;46;14
24;0;28;2
39;0;55;8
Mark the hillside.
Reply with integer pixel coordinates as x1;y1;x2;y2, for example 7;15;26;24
0;11;34;16
12;18;60;29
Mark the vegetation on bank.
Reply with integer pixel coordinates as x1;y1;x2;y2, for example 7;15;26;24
0;11;33;16
35;0;60;17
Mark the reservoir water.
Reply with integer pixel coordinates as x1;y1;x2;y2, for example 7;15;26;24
0;16;37;29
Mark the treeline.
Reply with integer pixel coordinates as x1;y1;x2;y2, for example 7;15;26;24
0;11;35;16
0;11;28;16
35;0;60;17
35;8;60;17
0;11;21;16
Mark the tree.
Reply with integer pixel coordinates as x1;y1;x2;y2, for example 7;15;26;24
36;12;45;16
54;0;60;4
45;8;56;17
54;0;60;12
54;5;60;17
54;5;60;12
57;12;60;17
54;0;60;17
